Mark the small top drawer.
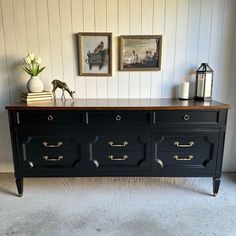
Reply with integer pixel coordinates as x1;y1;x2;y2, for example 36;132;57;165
17;111;82;125
154;110;219;124
87;111;151;126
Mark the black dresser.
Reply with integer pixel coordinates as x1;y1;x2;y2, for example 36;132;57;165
5;99;230;196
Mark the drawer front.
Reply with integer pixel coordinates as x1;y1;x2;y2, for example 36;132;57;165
21;151;82;170
90;135;146;152
87;111;151;126
22;136;80;152
155;151;211;167
151;132;219;175
155;110;219;124
89;151;149;171
152;132;217;153
17;111;82;125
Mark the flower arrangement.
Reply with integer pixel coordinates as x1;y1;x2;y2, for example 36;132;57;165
23;53;46;76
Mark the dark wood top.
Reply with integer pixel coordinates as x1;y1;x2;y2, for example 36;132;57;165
5;99;231;111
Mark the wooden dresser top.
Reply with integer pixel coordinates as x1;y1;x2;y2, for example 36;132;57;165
5;99;231;111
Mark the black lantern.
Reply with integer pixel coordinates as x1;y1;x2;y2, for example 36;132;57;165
195;63;213;100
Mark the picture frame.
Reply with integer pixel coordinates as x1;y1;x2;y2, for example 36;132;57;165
78;32;112;76
119;35;162;71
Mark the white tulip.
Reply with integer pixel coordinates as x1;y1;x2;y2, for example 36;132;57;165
35;57;42;64
24;56;31;64
28;53;35;61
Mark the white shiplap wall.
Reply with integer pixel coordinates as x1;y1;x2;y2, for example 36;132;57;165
0;0;236;172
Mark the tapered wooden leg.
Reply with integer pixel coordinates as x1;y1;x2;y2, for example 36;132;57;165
16;178;23;197
213;177;221;197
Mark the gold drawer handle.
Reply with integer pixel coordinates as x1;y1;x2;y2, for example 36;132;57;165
42;141;63;148
43;155;63;161
174;155;193;161
108;155;128;161
174;141;194;147
108;141;128;147
48;115;53;121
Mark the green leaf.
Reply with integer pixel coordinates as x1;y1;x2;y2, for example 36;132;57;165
38;66;46;74
22;67;33;76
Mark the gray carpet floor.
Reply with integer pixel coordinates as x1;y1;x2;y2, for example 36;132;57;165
0;173;236;236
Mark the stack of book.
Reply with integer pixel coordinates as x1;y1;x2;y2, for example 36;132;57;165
21;91;53;102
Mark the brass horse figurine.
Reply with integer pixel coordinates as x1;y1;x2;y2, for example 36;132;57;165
51;79;75;100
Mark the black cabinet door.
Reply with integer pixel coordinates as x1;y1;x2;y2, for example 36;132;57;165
151;131;219;176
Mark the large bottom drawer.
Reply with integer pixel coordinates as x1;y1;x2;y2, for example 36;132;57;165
21;151;83;170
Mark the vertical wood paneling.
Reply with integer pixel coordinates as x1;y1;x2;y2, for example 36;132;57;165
173;0;189;97
24;0;39;55
197;0;213;64
224;18;236;172
95;0;108;99
107;0;118;98
59;0;75;98
0;0;12;172
129;0;141;98
140;0;153;98
185;0;201;98
1;0;18;102
36;0;53;91
47;0;63;81
71;0;86;98
12;0;28;93
151;0;165;98
1;0;236;171
209;0;225;99
118;0;129;98
83;0;96;98
217;0;235;102
161;0;177;98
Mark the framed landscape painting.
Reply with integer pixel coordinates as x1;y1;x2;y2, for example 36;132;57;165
78;32;112;76
119;35;162;71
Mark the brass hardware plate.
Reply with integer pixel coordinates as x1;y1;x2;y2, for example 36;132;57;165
174;141;194;147
108;155;128;161
108;141;128;147
43;155;63;161
173;155;193;161
42;141;63;148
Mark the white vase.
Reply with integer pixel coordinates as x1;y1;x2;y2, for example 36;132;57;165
27;76;44;93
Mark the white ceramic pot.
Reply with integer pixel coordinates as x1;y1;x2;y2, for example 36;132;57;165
27;76;44;93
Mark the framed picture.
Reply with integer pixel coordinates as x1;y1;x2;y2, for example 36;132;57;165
119;35;162;71
78;32;112;76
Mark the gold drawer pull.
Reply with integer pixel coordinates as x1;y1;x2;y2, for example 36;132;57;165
108;141;128;147
43;155;63;161
108;155;128;161
174;155;193;161
48;115;53;121
42;141;63;148
174;141;194;147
